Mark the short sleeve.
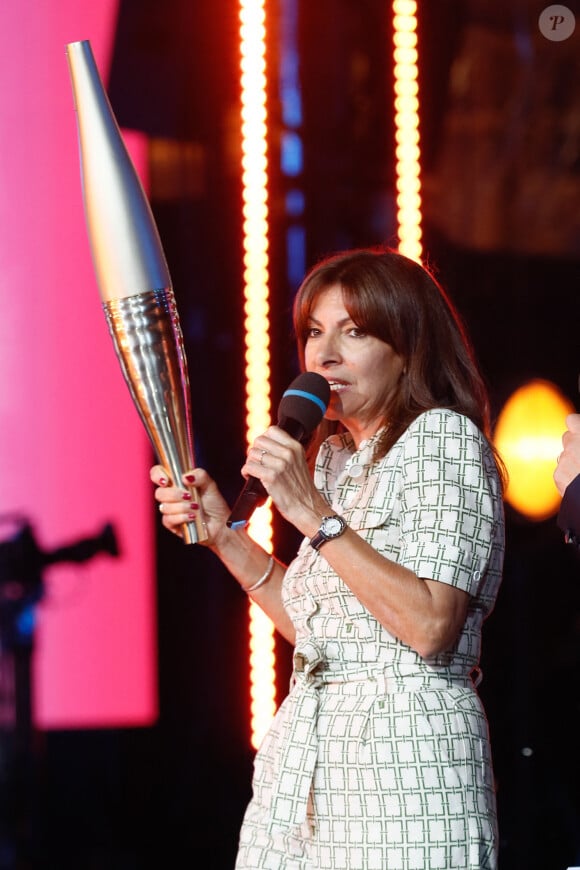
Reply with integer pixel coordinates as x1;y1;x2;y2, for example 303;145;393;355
398;410;499;596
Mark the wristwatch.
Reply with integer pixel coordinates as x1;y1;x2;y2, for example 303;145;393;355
310;515;347;550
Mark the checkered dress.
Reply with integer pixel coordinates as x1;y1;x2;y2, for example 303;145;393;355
236;409;505;869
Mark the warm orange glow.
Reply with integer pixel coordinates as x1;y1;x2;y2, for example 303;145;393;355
238;0;277;750
494;380;575;521
249;607;277;741
392;0;422;262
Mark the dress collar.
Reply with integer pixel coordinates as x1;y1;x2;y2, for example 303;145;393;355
325;425;387;457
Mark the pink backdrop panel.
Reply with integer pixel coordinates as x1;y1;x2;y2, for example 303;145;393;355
0;0;158;727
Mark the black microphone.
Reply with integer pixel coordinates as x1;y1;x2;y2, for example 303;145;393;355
226;372;331;529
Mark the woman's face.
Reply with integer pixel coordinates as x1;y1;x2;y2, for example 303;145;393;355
304;284;405;445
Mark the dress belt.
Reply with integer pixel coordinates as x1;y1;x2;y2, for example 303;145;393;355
267;639;475;833
268;640;326;833
268;641;389;832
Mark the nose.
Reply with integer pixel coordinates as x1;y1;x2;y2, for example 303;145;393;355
314;332;341;366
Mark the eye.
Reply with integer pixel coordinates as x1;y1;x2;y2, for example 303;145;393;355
305;326;322;338
348;326;367;338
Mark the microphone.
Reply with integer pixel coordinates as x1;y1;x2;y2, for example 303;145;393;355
226;372;331;529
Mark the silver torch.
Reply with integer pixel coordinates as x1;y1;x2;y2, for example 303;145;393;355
66;39;207;544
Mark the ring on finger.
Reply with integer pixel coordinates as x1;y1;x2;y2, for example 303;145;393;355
159;503;165;514
259;449;268;466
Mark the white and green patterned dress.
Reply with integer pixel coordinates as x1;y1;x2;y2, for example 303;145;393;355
236;409;505;870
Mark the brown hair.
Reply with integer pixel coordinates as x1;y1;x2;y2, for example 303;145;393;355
293;246;506;487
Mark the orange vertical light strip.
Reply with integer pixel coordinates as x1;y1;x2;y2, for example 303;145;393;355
392;0;423;262
238;0;277;749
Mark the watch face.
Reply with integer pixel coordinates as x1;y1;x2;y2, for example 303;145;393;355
310;515;346;550
322;516;344;537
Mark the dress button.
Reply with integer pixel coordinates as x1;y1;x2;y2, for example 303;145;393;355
349;463;364;478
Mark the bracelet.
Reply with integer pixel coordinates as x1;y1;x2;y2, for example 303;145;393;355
245;555;275;593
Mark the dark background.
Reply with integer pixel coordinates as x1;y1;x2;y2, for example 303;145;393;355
5;1;580;868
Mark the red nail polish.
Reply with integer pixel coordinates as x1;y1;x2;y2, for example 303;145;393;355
190;503;199;510
182;491;192;500
187;511;196;520
185;474;195;483
159;476;168;486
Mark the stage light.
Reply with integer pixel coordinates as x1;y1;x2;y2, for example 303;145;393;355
238;0;277;749
392;0;423;262
494;379;575;521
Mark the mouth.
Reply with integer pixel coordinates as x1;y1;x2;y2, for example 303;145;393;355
327;379;349;393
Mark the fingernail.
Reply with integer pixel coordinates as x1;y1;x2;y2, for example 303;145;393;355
190;503;199;510
185;474;195;483
187;511;197;520
182;491;192;500
159;476;168;486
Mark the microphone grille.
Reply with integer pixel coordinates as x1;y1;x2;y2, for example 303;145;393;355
277;372;330;440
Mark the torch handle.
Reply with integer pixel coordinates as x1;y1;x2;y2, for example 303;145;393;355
104;290;207;544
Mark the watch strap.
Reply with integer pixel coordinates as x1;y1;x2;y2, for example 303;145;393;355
309;529;327;550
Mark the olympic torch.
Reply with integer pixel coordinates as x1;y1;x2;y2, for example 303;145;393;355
66;39;206;544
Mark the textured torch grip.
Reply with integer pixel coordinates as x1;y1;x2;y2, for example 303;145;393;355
104;289;207;544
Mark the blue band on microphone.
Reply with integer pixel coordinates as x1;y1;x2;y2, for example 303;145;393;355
229;519;249;530
282;388;328;414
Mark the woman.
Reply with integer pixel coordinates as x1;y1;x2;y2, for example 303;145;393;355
153;247;506;869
